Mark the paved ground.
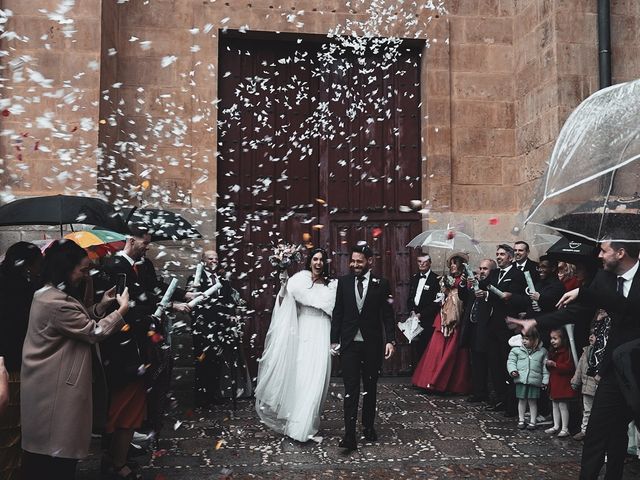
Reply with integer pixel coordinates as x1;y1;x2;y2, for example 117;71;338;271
78;371;640;479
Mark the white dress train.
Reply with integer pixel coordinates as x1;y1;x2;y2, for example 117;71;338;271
255;270;336;442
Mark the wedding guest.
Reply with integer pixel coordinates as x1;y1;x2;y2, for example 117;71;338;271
544;328;576;438
412;254;471;394
99;227;192;475
513;241;539;283
188;250;251;404
558;262;579;291
406;254;440;371
0;241;43;480
460;259;496;402
21;240;128;480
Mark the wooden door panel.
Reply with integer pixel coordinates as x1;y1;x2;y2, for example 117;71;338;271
218;34;423;375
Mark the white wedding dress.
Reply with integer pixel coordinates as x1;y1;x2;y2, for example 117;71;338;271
255;270;337;442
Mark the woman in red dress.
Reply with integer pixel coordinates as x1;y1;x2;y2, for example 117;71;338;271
412;254;471;394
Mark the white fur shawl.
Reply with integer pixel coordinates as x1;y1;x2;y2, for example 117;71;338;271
287;270;337;316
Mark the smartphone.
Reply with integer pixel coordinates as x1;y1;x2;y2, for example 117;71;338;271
116;273;127;295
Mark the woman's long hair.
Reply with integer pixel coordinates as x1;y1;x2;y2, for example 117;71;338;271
0;241;43;281
305;247;330;285
42;239;88;299
448;255;466;277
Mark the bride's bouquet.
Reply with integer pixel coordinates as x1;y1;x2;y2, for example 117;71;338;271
269;243;303;272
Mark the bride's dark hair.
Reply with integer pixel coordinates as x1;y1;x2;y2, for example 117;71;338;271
305;247;331;285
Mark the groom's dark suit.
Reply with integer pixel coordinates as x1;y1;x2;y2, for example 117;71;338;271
331;271;395;446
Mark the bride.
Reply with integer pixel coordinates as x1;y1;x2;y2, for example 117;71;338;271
255;247;337;442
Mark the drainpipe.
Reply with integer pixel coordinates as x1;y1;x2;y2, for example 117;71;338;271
597;0;612;89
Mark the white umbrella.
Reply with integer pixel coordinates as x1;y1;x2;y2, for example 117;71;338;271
406;228;483;254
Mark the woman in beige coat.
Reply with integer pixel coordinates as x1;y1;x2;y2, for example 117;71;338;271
21;240;129;479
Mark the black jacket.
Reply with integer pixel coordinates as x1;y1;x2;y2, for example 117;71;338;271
537;266;640;377
479;266;528;333
331;273;395;354
526;276;565;317
0;271;40;372
98;255;185;385
513;258;540;284
406;270;440;329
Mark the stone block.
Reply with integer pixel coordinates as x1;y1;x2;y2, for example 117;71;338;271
502;155;526;185
515;2;538;38
451;101;494;127
119;27;194;58
451;44;489;72
452;184;517;211
425;70;451;97
611;14;638;44
445;0;480;16
426;154;452;179
426;97;450;125
452;127;488;156
515;59;540;98
453;156;502;184
494;102;515;128
486;44;514;72
555;11;596;44
117;57;178;87
478;0;500;16
426;126;451;156
425;43;449;71
499;0;517;17
487;128;515;156
63;18;102;52
465;17;513;45
119;0;193;29
452;72;514;101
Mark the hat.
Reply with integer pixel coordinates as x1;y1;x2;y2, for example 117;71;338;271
448;252;469;263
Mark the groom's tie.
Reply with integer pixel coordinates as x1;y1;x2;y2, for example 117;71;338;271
357;276;364;298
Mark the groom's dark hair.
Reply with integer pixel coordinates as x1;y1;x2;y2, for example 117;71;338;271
351;244;373;259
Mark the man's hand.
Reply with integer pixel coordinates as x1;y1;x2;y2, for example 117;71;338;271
556;288;579;308
184;291;198;301
475;289;487;299
529;292;541;301
384;342;395;360
506;316;537;336
502;292;512;302
330;343;340;356
172;302;191;313
510;371;519;378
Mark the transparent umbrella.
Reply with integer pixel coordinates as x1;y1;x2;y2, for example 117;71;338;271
406;228;483;254
525;79;640;242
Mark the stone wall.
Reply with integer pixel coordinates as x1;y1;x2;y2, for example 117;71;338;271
1;0;639;259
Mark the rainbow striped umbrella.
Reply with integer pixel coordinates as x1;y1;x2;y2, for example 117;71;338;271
64;229;127;260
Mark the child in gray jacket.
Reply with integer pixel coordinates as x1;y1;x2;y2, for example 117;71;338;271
507;327;550;430
571;330;599;441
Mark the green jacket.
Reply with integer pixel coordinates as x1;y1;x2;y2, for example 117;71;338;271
507;345;550;387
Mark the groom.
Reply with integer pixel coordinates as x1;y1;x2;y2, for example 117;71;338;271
331;244;396;453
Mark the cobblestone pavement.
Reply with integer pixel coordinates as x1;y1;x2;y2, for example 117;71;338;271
79;373;640;479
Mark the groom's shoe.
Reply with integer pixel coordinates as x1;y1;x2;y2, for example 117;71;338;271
338;437;357;454
363;428;378;442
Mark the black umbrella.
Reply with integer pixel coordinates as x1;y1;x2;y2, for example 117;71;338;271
545;235;599;266
0;194;129;236
123;207;202;241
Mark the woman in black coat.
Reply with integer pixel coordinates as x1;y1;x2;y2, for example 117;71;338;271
0;242;43;480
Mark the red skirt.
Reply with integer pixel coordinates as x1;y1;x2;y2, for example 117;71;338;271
105;379;147;433
411;313;471;394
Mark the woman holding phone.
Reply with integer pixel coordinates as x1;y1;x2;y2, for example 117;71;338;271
20;240;129;479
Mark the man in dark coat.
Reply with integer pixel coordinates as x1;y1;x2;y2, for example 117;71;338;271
188;249;248;404
460;258;496;402
510;239;640;479
331;244;396;454
406;254;440;370
479;244;529;416
513;240;539;283
99;228;192;466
